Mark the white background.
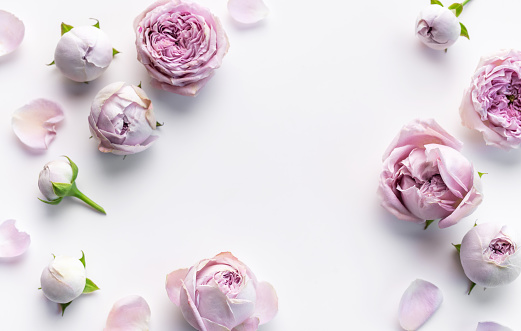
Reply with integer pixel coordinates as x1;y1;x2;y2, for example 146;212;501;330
1;0;521;330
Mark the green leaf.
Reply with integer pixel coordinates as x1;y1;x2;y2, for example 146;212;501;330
47;60;55;66
39;197;63;205
156;121;164;127
474;221;478;227
452;243;461;253
83;278;100;293
113;48;120;57
424;219;435;230
468;281;476;295
431;0;444;6
448;3;463;17
137;82;142;89
477;171;487;178
63;156;79;182
79;250;86;268
52;182;72;197
60;302;72;316
460;22;470;39
61;22;74;36
91;18;100;29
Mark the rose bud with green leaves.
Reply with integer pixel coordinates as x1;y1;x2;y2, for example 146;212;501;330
415;1;471;51
38;156;106;214
40;251;99;315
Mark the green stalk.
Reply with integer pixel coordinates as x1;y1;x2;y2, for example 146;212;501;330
461;0;471;7
69;183;106;214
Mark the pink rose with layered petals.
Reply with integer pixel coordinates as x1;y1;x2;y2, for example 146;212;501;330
460;49;521;149
134;0;229;96
378;119;483;228
166;252;278;331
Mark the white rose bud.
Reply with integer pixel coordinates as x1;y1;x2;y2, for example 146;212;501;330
54;25;113;82
415;5;461;50
38;158;74;201
40;255;86;304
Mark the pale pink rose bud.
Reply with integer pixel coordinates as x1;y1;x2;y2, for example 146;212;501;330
88;82;158;155
166;252;278;330
134;0;229;96
460;49;521;149
378;119;483;229
54;25;113;82
460;223;521;288
38;158;74;201
415;5;460;50
40;255;86;304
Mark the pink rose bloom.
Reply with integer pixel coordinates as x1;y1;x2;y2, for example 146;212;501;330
378;119;483;228
134;0;229;96
460;49;521;149
166;252;278;331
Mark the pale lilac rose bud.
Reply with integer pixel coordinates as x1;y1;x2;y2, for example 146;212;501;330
398;279;443;331
134;0;229;96
415;5;460;51
88;82;157;155
378;119;482;228
54;25;113;82
460;49;521;149
477;322;513;331
0;10;24;56
40;255;86;303
460;223;521;288
166;252;278;331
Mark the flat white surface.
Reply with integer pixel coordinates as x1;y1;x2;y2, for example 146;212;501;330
1;0;521;330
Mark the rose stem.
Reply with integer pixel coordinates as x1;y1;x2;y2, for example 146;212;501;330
69;183;106;214
461;0;471;7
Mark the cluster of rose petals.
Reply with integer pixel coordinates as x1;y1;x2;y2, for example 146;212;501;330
398;279;443;331
104;295;151;331
0;10;24;56
40;255;86;303
166;252;278;331
415;5;461;51
0;220;30;258
378;119;483;228
88;82;158;155
134;0;229;96
54;26;113;82
228;0;269;24
477;322;513;331
460;223;521;288
460;49;521;149
12;99;64;150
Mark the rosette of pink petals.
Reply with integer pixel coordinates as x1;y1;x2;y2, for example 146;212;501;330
12;99;64;150
104;295;151;331
0;10;24;57
398;279;443;331
0;220;30;258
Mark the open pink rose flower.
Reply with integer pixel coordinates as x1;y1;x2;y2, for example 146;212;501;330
134;0;229;96
460;49;521;149
166;252;278;331
0;220;30;258
378;119;483;228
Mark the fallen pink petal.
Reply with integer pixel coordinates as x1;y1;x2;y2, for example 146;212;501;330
398;279;443;331
0;10;24;56
12;99;64;150
228;0;269;24
477;322;513;331
0;219;30;258
104;295;151;331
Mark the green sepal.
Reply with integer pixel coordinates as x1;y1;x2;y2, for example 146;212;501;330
431;0;444;6
39;197;63;205
460;22;470;39
137;81;142;88
156;121;164;127
63;156;79;182
52;182;73;197
60;302;72;316
47;60;55;66
452;243;461;253
91;18;100;29
468;281;476;295
61;22;74;36
477;171;487;178
83;278;100;293
424;219;435;230
113;48;120;57
448;3;463;17
79;250;86;268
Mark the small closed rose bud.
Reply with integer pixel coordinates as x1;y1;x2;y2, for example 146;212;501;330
54;24;113;82
415;5;461;50
40;255;86;304
460;223;521;288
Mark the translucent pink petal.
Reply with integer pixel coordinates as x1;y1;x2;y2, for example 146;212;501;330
228;0;269;24
104;295;151;331
165;268;189;306
0;10;24;56
0;219;30;258
476;322;513;331
254;281;278;324
398;279;443;331
12;99;64;150
232;317;259;331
